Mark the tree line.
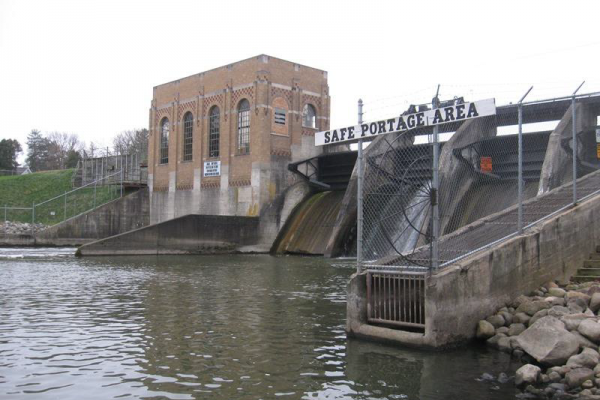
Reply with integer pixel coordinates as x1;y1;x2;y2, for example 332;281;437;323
0;128;148;173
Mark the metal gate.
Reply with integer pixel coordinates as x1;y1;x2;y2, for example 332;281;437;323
366;270;426;330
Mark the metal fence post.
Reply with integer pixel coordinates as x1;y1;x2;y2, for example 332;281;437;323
572;81;585;206
517;86;533;234
431;87;440;270
93;179;97;208
64;191;67;221
120;166;124;198
31;201;35;235
357;99;364;273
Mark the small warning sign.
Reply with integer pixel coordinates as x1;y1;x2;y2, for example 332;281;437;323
480;156;493;173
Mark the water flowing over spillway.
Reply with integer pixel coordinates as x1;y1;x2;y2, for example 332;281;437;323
273;191;344;255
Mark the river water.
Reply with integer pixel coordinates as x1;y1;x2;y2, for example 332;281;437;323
0;249;521;400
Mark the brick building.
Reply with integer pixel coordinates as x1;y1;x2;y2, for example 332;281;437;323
148;55;330;229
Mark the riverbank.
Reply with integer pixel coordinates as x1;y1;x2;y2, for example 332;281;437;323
479;280;600;399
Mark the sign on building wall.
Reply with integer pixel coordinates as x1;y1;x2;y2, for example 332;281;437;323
204;161;221;177
315;98;496;146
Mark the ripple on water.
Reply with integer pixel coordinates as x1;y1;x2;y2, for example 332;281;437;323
0;251;520;399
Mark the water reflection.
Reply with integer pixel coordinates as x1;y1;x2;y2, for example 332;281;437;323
0;250;519;399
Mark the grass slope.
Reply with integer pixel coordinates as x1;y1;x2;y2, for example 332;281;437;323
0;169;120;225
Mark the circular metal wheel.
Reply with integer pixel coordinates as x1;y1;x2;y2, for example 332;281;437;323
370;134;432;266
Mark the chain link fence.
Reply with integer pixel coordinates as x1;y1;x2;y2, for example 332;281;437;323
360;89;600;273
2;170;124;234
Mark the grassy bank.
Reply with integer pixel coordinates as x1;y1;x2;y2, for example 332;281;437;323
0;169;120;225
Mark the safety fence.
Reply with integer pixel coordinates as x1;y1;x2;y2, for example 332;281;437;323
358;87;600;275
2;170;124;232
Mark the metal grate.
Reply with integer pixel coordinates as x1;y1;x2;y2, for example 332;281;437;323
366;270;426;330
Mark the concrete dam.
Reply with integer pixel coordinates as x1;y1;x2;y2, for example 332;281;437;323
274;95;600;267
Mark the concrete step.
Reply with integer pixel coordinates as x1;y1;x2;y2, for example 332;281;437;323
576;268;600;277
590;253;600;260
572;275;600;283
584;260;600;268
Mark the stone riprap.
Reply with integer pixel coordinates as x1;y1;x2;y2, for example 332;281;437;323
0;222;47;235
479;280;600;399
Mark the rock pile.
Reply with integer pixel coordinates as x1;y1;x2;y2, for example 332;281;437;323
0;221;47;235
478;281;600;399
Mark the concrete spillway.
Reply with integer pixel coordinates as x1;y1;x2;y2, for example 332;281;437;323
272;191;345;255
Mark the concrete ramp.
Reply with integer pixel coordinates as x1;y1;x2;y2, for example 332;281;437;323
77;214;259;256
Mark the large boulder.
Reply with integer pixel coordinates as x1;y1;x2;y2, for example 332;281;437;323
567;348;600;369
562;313;594;331
529;309;548;326
566;291;591;306
516;316;580;366
515;364;541;386
566;367;594;388
517;300;551;316
549;288;566;297
590;293;600;313
514;312;531;325
578;319;600;343
568;298;588;314
476;320;495;339
486;314;505;329
508;323;527;336
572;332;598;349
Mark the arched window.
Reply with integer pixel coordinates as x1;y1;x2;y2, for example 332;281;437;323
237;99;250;154
160;118;170;164
303;104;317;129
209;106;220;157
183;112;193;162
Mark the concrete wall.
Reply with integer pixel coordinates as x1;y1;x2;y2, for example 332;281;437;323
539;102;598;194
33;189;149;246
347;174;600;348
77;214;260;256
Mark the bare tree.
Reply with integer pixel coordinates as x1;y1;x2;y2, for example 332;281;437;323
46;132;84;169
112;128;148;162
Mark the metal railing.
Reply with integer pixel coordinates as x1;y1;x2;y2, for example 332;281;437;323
2;170;125;234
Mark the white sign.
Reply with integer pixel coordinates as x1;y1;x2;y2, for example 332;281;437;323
203;161;221;177
315;98;496;146
595;127;600;143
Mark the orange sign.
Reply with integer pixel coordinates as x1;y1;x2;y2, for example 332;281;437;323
480;156;492;173
596;144;600;159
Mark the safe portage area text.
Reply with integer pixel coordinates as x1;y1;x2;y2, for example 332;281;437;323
315;98;496;146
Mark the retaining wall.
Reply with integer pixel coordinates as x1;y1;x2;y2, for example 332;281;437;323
77;214;260;256
33;189;150;246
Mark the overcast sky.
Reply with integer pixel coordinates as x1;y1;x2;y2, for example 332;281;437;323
1;0;599;160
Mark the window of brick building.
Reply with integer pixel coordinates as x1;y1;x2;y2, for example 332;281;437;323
237;99;250;154
160;118;170;164
274;108;286;125
183;112;193;161
209;106;220;157
303;104;317;129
